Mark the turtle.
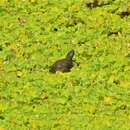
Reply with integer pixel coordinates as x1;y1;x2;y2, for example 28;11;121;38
49;50;79;73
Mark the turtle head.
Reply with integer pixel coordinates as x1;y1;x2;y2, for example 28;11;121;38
66;50;75;60
49;65;56;73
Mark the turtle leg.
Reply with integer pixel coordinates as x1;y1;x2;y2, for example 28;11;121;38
72;60;80;66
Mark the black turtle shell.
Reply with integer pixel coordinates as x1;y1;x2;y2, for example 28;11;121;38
49;50;76;73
